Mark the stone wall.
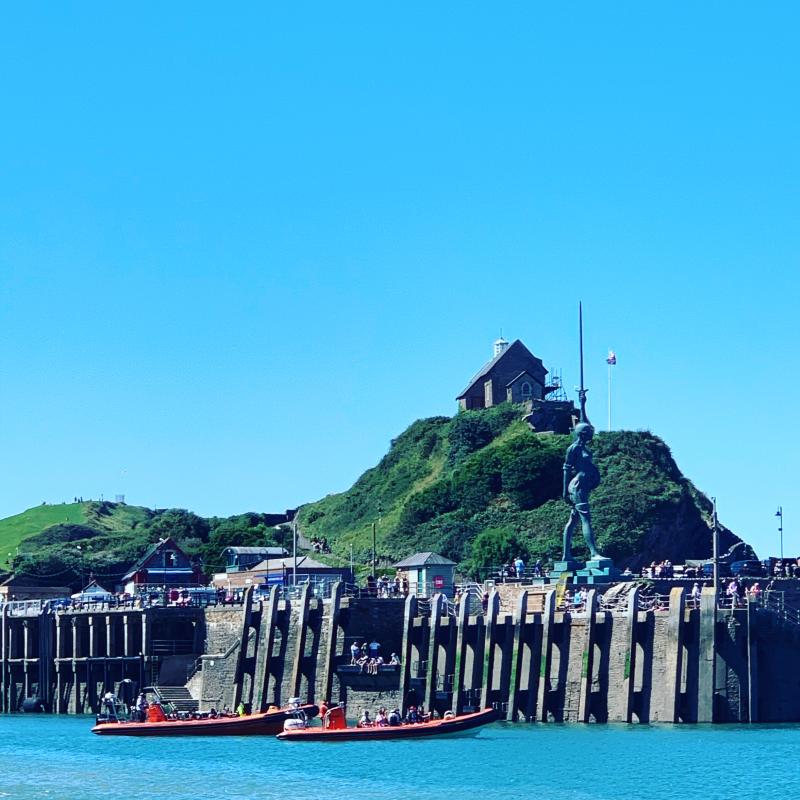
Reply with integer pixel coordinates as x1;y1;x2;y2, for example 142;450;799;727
7;587;800;724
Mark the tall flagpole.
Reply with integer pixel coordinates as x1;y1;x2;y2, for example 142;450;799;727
606;349;616;431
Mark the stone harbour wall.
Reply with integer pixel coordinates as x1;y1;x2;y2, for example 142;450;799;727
5;583;800;724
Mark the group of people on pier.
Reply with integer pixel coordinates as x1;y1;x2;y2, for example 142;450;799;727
349;638;400;673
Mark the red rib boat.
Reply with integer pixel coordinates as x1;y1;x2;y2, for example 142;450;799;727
276;707;497;741
92;704;318;736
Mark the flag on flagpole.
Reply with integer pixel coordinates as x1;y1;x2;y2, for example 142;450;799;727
606;350;617;365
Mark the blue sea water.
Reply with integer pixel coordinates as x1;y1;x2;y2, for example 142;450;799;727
0;716;797;800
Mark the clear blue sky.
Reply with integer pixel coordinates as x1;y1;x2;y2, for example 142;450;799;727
1;3;797;558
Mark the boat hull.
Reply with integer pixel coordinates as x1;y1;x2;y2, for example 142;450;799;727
91;705;318;736
276;708;497;741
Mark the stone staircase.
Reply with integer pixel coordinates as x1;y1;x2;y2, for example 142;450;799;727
151;686;199;713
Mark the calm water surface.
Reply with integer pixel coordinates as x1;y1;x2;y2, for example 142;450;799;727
0;715;797;800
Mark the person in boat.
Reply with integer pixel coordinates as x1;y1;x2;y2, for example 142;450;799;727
236;702;246;717
375;707;388;726
208;708;218;718
388;708;401;726
102;691;117;717
405;705;419;724
135;692;148;722
358;709;372;728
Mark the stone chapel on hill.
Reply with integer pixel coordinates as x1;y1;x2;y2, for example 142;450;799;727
456;337;576;434
456;337;549;410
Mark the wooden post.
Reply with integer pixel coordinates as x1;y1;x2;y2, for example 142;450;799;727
747;597;758;723
425;594;445;712
697;586;717;723
480;590;500;710
257;586;279;711
320;581;343;705
451;594;470;715
290;583;311;699
577;589;598;722
507;590;528;720
233;586;255;709
398;594;418;716
661;587;685;722
535;589;556;722
622;586;640;723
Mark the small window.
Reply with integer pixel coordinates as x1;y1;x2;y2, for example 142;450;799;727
521;381;532;398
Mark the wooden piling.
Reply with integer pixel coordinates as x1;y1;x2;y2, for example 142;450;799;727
661;586;685;722
398;594;418;715
622;586;640;723
535;589;556;722
425;594;445;712
320;581;343;705
480;591;500;710
577;589;598;722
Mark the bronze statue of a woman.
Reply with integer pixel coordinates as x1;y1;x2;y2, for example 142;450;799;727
561;420;605;561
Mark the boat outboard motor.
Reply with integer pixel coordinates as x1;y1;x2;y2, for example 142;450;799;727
21;697;46;713
286;696;307;726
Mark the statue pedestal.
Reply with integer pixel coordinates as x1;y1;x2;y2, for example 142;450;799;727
548;560;581;582
574;558;624;584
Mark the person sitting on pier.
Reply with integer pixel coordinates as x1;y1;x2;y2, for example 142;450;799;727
357;653;370;673
389;652;400;665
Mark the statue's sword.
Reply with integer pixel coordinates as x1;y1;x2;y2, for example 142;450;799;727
578;302;588;424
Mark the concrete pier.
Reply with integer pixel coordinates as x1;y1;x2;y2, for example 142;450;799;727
1;583;799;723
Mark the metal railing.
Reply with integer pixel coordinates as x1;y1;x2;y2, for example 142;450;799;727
411;659;428;678
597;593;630;613
2;600;45;617
150;639;195;656
637;594;671;612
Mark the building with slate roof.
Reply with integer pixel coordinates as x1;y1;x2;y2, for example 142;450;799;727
457;337;577;434
456;337;549;410
392;551;456;597
212;554;352;591
121;536;202;594
222;546;288;572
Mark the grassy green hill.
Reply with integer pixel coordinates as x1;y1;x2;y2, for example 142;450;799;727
0;501;286;591
296;403;746;576
0;403;748;588
0;503;89;563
